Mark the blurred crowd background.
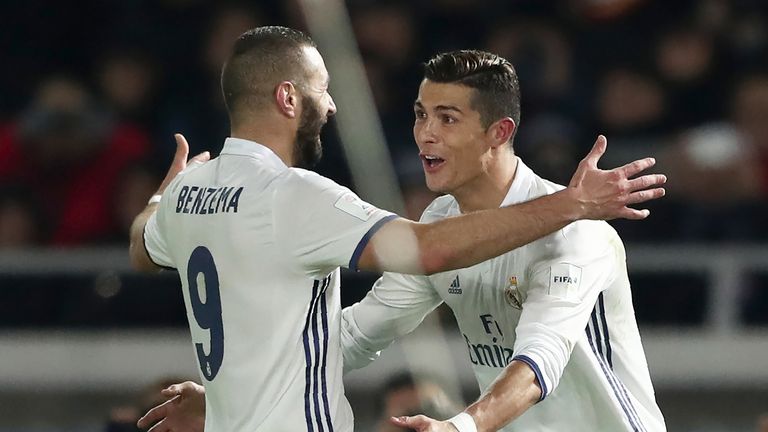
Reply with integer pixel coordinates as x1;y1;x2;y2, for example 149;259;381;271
2;0;768;248
1;0;768;431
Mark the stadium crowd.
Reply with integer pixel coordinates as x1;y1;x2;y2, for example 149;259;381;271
1;0;767;248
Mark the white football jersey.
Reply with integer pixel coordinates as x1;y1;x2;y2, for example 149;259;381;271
342;159;666;432
144;137;396;432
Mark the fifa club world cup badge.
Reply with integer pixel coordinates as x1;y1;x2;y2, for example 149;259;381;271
504;276;523;309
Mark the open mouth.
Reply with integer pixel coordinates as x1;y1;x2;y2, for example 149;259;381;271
421;154;445;170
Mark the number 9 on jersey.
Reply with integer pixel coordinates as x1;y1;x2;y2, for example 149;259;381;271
187;246;224;381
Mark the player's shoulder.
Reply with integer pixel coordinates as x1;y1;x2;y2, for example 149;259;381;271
283;167;349;191
272;168;354;209
418;194;457;223
527;173;618;254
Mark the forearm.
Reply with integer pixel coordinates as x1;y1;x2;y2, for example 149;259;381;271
129;203;160;272
415;189;582;274
341;275;441;371
464;360;542;432
340;306;385;372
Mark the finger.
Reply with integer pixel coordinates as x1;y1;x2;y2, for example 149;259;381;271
179;381;203;394
390;415;420;427
147;419;169;432
620;157;656;178
189;151;211;165
172;134;190;167
390;416;410;427
137;397;177;429
626;174;667;192
390;415;428;428
626;187;665;205
618;207;651;220
581;135;607;169
161;384;184;397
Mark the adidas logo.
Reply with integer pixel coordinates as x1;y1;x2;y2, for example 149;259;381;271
448;275;462;294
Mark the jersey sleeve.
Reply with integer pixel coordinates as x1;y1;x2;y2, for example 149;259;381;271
143;200;174;268
272;170;397;276
341;271;442;373
512;223;621;401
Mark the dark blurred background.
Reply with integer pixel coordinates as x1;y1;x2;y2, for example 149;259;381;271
0;0;767;431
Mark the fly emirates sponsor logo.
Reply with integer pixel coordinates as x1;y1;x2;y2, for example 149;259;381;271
464;314;514;368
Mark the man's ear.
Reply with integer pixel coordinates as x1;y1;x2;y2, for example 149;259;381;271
488;117;516;148
275;81;299;118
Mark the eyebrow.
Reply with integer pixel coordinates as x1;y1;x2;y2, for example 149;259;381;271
413;100;464;114
413;101;463;113
436;104;463;113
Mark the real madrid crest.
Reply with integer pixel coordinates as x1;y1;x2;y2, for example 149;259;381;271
504;276;523;309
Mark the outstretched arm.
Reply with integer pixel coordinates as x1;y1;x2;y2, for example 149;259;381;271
128;134;210;272
358;135;666;275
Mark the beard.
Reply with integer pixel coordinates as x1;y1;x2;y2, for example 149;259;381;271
293;95;325;169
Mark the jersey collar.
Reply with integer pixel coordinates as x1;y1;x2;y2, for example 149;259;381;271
499;157;536;207
220;137;288;170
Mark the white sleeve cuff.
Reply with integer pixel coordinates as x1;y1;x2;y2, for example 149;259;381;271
447;412;477;432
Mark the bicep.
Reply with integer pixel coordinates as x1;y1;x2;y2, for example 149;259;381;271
272;175;396;274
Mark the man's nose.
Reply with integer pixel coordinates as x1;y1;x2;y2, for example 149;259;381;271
416;119;437;144
327;95;337;116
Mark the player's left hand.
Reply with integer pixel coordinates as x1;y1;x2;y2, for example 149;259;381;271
389;415;459;432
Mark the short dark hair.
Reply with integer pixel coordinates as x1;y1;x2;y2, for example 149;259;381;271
221;26;317;120
424;50;521;130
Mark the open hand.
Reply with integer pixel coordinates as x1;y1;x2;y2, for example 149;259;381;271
568;135;666;220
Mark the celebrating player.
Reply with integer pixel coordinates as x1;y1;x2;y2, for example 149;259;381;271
344;50;666;432
130;27;665;432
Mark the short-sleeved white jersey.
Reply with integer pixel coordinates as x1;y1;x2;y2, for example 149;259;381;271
144;137;396;432
343;159;666;432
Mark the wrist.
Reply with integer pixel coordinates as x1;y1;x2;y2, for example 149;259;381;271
447;412;477;432
558;188;586;222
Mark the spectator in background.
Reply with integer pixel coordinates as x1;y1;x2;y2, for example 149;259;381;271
758;413;768;432
0;186;45;248
660;73;768;241
375;372;462;432
158;4;261;163
595;68;668;146
732;74;768;196
97;49;159;127
351;0;422;154
0;76;150;246
654;25;726;127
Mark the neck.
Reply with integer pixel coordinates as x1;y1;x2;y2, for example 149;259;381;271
453;150;519;213
231;113;296;166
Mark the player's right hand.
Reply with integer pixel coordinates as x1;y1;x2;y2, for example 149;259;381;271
137;381;206;432
568;135;666;220
390;415;459;431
